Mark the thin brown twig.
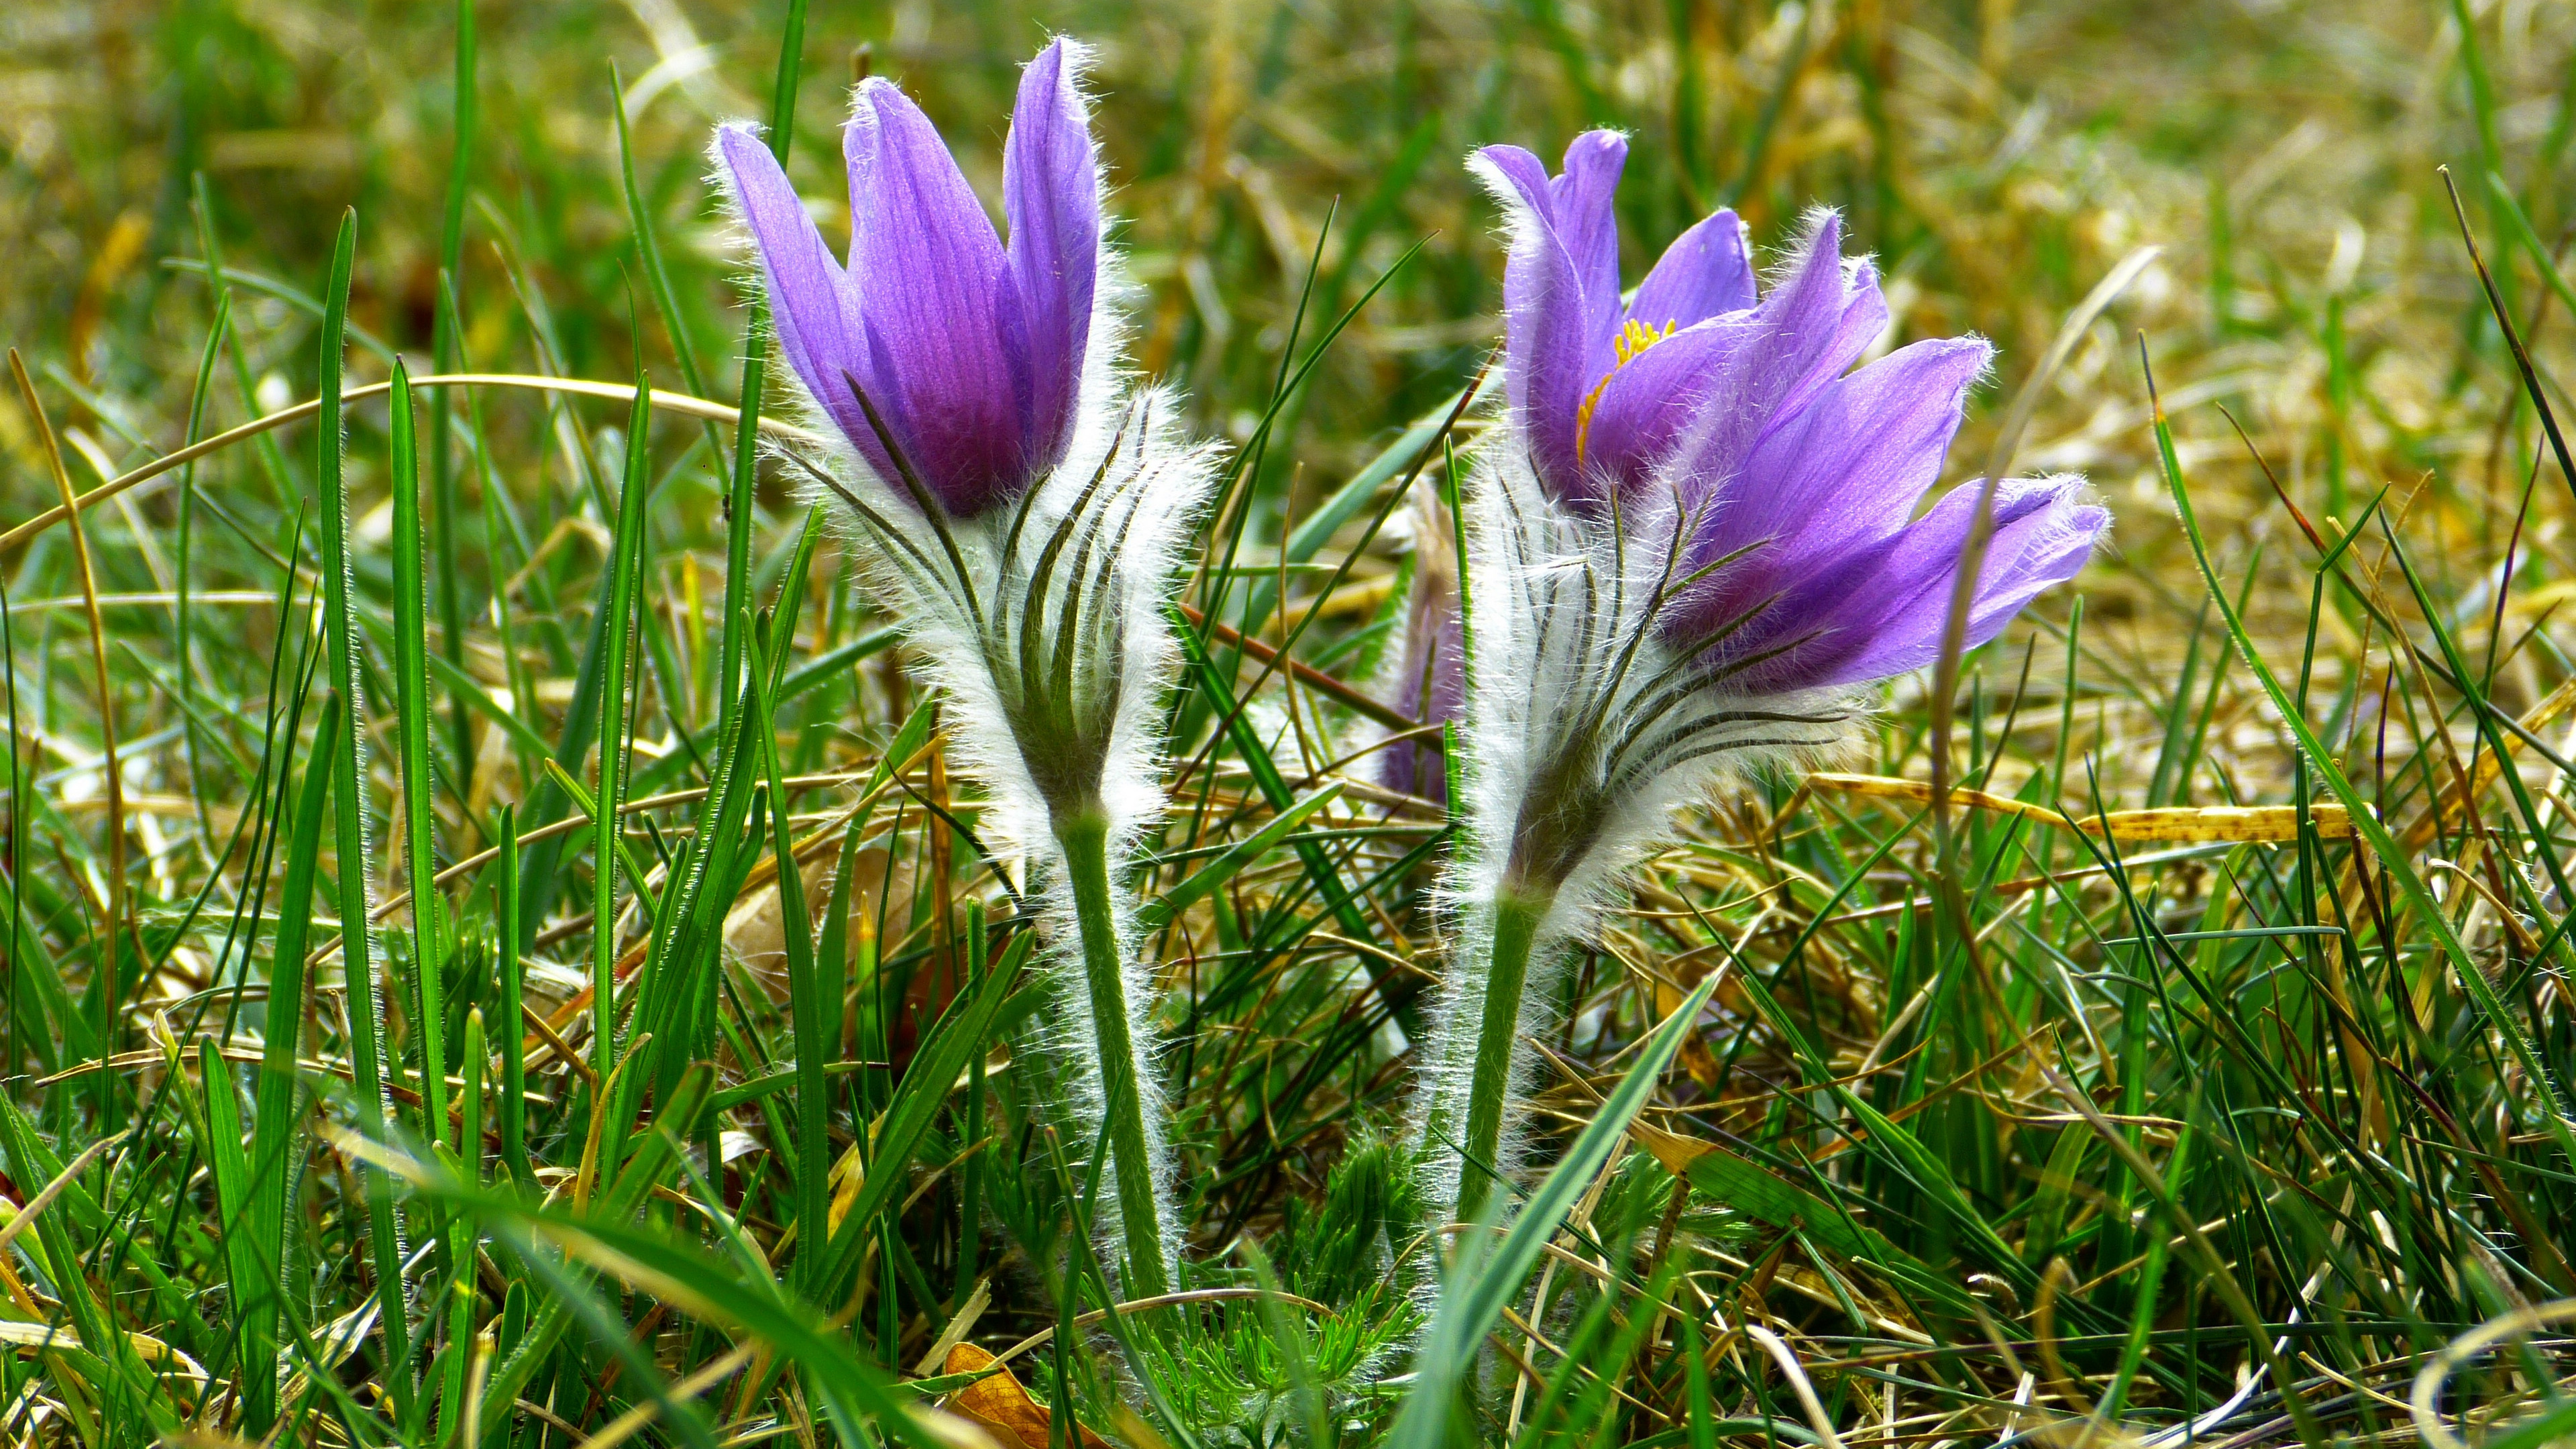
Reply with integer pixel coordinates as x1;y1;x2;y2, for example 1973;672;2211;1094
0;372;827;553
8;351;137;1087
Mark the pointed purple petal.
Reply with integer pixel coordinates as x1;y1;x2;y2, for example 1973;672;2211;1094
1746;217;1889;435
1627;208;1755;332
1790;256;1893;432
1003;38;1099;482
1650;335;1991;649
845;78;1020;515
1551;131;1629;379
1718;336;1992;562
1809;478;2106;685
1649;217;1890;514
717;125;869;454
1476;144;1601;510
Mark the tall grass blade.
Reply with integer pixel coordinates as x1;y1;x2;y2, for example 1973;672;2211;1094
2143;338;2576;1165
389;358;451;1147
717;0;808;753
431;0;479;769
587;345;656;1176
311;208;415;1416
241;690;341;1433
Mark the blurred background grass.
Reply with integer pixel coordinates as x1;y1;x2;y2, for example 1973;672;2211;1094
13;0;2564;591
7;0;2576;1444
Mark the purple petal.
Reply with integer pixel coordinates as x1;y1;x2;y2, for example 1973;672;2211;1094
1767;337;1991;545
1378;576;1464;804
1651;217;1890;517
1570;312;1762;494
1652;335;1990;648
1550;131;1630;380
1002;38;1099;482
1809;478;2106;686
1716;337;1992;566
1794;258;1893;434
1476;144;1604;511
1627;208;1755;332
845;78;1020;515
717;125;869;453
1745;217;1889;437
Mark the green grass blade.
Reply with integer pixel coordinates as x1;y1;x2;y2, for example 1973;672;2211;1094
1231;370;1497;640
422;1169;935;1448
174;290;227;844
430;0;478;770
2143;339;2576;1165
243;690;339;1433
1135;781;1345;934
189;172;298;506
612;62;717;435
820;930;1033;1303
195;1037;263;1428
312;207;414;1419
717;0;809;756
388;358;451;1148
496;804;532;1187
588;345;656;1173
1394;971;1720;1449
748;618;830;1299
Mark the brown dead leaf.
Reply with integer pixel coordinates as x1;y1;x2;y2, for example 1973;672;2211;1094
940;1344;1108;1449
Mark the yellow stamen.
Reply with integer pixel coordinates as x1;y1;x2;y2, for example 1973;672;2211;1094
1574;317;1676;466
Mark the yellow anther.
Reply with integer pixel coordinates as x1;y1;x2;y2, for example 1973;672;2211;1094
1577;317;1677;465
1613;317;1674;366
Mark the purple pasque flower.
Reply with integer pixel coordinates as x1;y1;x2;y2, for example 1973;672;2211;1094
716;38;1099;517
1472;131;2106;708
1476;132;1761;517
1413;133;2106;1226
715;42;1216;1297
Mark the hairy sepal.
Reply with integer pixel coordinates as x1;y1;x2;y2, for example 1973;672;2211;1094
1411;430;1863;1218
775;368;1216;1286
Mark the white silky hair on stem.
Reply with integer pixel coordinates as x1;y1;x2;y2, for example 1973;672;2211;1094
751;259;1220;1285
780;384;1218;1286
1410;429;1864;1232
712;48;1224;1277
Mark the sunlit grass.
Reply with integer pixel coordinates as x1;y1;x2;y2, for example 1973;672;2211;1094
0;1;2573;1446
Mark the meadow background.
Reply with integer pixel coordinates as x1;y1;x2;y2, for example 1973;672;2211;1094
1;0;2574;1445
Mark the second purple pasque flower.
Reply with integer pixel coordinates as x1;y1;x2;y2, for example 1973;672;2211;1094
1413;131;2107;1224
1483;133;2101;690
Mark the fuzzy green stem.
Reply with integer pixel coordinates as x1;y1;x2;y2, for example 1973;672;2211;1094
1455;883;1556;1226
1054;810;1173;1300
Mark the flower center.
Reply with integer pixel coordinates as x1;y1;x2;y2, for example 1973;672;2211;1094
1573;317;1675;467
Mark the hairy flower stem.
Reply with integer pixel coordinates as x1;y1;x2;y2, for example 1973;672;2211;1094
1055;809;1174;1299
1455;882;1558;1224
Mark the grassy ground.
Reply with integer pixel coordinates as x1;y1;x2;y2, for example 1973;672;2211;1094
3;0;2576;1444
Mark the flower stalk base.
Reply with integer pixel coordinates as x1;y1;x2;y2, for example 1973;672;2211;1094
1454;883;1556;1226
1055;810;1173;1300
